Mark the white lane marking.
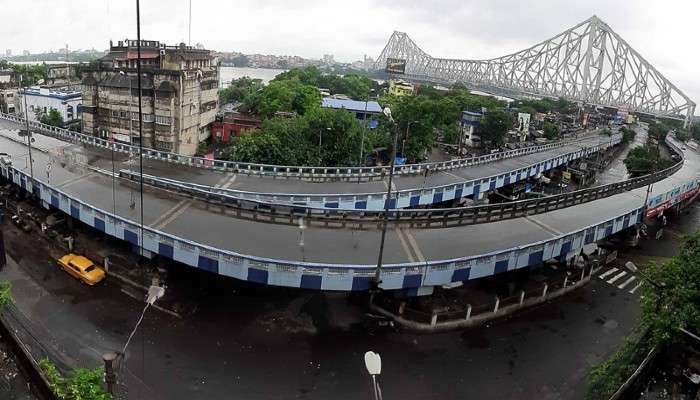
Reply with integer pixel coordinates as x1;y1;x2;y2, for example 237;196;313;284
148;199;188;228
442;171;464;182
524;216;563;235
152;172;233;229
55;172;97;189
617;276;637;290
153;200;193;230
403;228;426;262
606;270;627;284
598;267;619;279
394;228;416;263
219;173;238;189
629;282;644;294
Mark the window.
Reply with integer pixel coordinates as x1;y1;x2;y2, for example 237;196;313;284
142;114;154;122
84;265;96;273
112;110;119;117
155;115;171;125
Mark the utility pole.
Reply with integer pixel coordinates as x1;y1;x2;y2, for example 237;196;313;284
374;107;399;287
0;209;6;270
20;76;34;184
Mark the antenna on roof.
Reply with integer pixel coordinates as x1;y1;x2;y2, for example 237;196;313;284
188;0;192;46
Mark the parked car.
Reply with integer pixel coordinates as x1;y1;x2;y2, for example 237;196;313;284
57;254;106;285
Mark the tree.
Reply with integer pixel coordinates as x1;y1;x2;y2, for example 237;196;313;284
480;110;513;148
691;123;700;141
623;145;672;175
39;358;111;400
10;63;47;85
40;108;64;127
543;122;560;140
218;77;263;105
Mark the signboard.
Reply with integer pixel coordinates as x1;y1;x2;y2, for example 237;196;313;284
562;171;572;181
385;58;407;75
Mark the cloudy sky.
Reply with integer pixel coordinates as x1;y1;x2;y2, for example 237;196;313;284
3;0;699;107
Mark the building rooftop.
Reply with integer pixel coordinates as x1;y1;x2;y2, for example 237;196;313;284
321;98;382;113
21;86;81;100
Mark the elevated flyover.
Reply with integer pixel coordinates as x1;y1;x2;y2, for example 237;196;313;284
0;126;697;292
0;115;621;210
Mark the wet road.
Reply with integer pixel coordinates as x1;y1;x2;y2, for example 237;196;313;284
0;218;644;400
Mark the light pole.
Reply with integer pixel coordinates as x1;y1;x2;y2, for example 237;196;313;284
359;89;375;166
298;217;306;262
364;351;383;400
318;126;331;166
374;107;399;287
103;285;164;396
401;120;419;159
20;76;34;183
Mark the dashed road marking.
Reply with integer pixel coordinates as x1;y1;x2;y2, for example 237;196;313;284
403;228;426;262
598;267;619;279
617;276;637;290
606;271;627;284
629;281;644;294
394;228;416;263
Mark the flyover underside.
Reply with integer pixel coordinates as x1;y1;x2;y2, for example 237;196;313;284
0;132;697;291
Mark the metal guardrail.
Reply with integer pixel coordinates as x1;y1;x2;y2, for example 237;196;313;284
0;112;599;181
117;141;683;229
0;134;695;292
115;134;622;211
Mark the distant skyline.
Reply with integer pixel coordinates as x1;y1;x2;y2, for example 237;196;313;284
2;0;698;110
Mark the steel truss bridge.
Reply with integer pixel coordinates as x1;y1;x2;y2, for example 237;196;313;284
376;16;695;125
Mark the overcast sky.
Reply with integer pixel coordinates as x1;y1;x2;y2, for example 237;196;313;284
3;0;699;107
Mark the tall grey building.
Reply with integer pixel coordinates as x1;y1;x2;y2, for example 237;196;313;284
81;39;219;155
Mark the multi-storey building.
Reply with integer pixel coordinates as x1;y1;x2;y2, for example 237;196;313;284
81;39;219;155
16;86;82;125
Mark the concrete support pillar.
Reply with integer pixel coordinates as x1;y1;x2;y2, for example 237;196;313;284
66;236;74;251
542;283;548;297
104;257;109;273
581;268;586;281
563;275;569;288
493;296;500;313
519;290;525;305
465;304;472;320
430;313;438;326
398;302;406;316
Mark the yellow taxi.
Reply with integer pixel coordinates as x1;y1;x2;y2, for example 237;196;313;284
57;254;106;285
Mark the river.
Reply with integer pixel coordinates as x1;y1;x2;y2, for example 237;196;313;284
219;66;286;87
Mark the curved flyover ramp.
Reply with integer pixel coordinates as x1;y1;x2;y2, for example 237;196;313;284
0;129;697;291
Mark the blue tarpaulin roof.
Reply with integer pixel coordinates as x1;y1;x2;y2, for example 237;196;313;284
321;98;382;114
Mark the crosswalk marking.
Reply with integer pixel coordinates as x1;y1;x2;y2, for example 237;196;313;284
629;282;644;294
617;276;636;290
607;271;627;284
598;268;618;279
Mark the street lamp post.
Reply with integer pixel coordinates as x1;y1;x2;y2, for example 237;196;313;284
624;261;664;311
359;89;375;167
318;126;331;166
401;121;418;159
364;351;383;400
20;76;34;183
374;107;399;287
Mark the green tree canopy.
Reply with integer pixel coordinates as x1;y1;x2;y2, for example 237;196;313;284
219;77;264;105
40;108;64;127
543;122;560;140
480;110;513;148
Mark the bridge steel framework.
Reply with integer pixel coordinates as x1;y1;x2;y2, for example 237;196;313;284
376;16;695;125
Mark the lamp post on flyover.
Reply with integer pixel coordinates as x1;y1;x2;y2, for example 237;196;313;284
401;120;419;159
364;351;383;400
19;75;35;183
318;126;331;166
374;107;399;288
